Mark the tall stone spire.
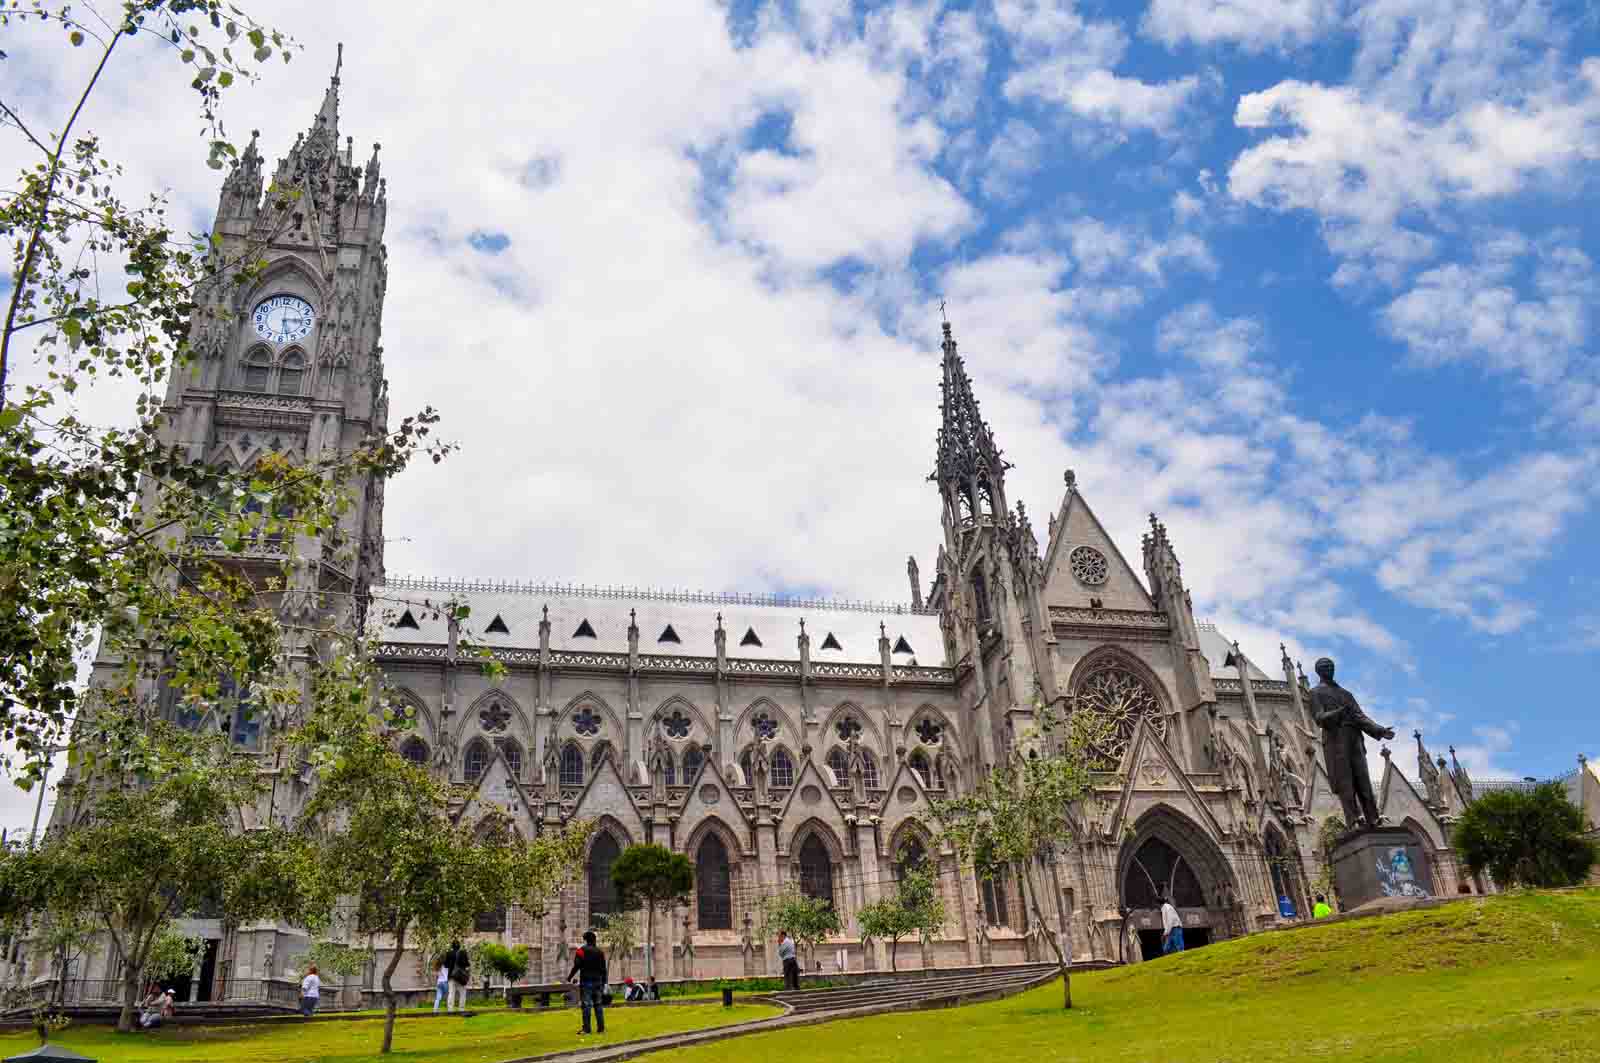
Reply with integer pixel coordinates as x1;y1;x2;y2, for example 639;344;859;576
931;319;1012;530
314;42;343;144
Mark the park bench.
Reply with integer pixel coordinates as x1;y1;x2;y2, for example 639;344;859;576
504;982;574;1009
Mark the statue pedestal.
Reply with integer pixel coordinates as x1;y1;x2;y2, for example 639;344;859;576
1330;827;1434;911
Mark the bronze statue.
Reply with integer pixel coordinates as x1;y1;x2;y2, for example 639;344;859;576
1309;658;1395;830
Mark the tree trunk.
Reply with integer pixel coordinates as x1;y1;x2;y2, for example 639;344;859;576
118;970;140;1033
1018;863;1071;1010
889;938;898;971
380;923;407;1055
645;906;656;980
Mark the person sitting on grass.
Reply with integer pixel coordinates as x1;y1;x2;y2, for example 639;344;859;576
646;975;659;1001
623;977;644;1002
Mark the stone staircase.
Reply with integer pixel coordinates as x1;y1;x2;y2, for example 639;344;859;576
764;963;1058;1016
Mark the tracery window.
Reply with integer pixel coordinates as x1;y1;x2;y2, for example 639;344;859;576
861;749;880;789
751;711;778;740
660;752;676;785
498;739;523;780
908;749;933;789
797;835;834;907
572;706;602;736
591;741;615;770
696;834;733;930
464;739;489;782
1075;658;1165;765
981;867;1011;927
278;351;305;395
682;745;705;782
1069;545;1109;586
826;748;849;786
915;718;943;745
662;710;691;739
399;737;429;766
560;743;585;788
589;833;623;926
895;836;928;880
770;748;795;789
835;716;862;741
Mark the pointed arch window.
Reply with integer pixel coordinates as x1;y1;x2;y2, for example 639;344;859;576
826;748;848;786
770;748;795;789
243;350;270;392
221;676;260;751
590;741;615;770
797;835;834;907
682;745;705;782
981;867;1012;927
464;739;490;783
695;834;733;930
278;351;305;395
400;737;429;766
498;739;524;780
908;749;933;788
739;749;754;787
560;743;585;788
861;749;880;789
660;751;676;786
589;833;623;926
895;836;928;880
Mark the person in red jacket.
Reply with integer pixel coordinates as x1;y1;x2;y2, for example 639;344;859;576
567;930;609;1035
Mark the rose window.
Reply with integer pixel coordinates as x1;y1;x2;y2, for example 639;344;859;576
573;706;602;736
915;718;943;745
1069;545;1109;586
1075;663;1164;764
663;710;691;739
752;712;778;740
836;716;862;741
479;701;510;733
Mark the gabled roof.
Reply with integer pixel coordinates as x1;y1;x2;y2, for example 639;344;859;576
1040;484;1157;612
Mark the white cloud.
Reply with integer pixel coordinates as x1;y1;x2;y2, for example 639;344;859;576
996;0;1203;135
980;119;1044;200
1143;0;1340;53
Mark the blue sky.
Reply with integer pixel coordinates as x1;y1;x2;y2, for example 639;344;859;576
7;0;1597;825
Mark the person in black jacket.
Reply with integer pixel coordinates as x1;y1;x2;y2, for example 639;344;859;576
442;940;471;1012
567;930;608;1034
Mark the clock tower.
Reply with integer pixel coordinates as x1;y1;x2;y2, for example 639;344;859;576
132;48;392;741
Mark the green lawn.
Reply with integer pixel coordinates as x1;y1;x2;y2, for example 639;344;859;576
0;1000;779;1063
669;888;1600;1063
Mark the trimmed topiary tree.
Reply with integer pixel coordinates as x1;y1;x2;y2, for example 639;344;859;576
1455;782;1598;888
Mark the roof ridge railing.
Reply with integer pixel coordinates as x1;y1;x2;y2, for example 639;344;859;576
380;576;938;616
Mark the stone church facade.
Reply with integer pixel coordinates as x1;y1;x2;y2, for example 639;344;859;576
38;62;1494;1002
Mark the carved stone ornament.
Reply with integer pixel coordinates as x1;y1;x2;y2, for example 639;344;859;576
1069;545;1109;586
479;701;511;733
572;705;602;736
800;784;823;806
700;784;721;804
663;709;692;739
1076;660;1164;764
752;712;779;740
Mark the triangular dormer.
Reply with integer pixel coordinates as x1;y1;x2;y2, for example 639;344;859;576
820;632;842;652
572;618;597;639
485;614;510;635
1041;485;1157;611
658;624;681;644
739;627;762;648
892;635;913;655
395;609;420;630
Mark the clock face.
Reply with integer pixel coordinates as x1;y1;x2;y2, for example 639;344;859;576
252;295;316;346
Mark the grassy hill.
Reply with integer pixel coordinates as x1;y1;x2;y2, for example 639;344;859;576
679;888;1600;1063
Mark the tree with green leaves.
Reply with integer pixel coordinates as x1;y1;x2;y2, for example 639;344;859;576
596;909;641;980
759;888;841;974
856;864;945;971
299;717;590;1055
933;703;1107;1009
0;718;324;1031
610;843;693;980
1454;782;1598;889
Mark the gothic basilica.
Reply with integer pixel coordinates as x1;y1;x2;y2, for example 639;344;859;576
44;62;1495;1002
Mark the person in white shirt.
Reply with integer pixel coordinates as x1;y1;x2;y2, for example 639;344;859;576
777;931;799;990
300;964;321;1017
1159;897;1185;955
433;962;449;1013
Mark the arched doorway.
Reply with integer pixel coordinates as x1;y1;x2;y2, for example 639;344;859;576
1118;808;1237;959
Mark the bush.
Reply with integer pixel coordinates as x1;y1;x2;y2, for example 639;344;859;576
1455;782;1598;888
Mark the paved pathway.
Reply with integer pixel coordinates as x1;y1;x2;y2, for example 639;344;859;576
500;963;1062;1063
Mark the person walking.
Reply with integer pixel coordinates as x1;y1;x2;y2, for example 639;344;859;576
777;930;800;991
1313;894;1333;919
444;940;471;1012
432;960;449;1013
568;929;608;1035
299;964;321;1018
1159;897;1185;956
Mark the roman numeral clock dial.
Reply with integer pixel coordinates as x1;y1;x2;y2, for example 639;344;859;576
251;294;316;346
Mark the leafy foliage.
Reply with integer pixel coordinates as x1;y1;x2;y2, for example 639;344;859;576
611;844;694;980
473;942;530;985
933;701;1106;1008
596;909;641;977
855;864;945;971
294;939;371;980
145;930;204;983
1454;783;1598;889
0;720;323;1031
758;889;841;966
